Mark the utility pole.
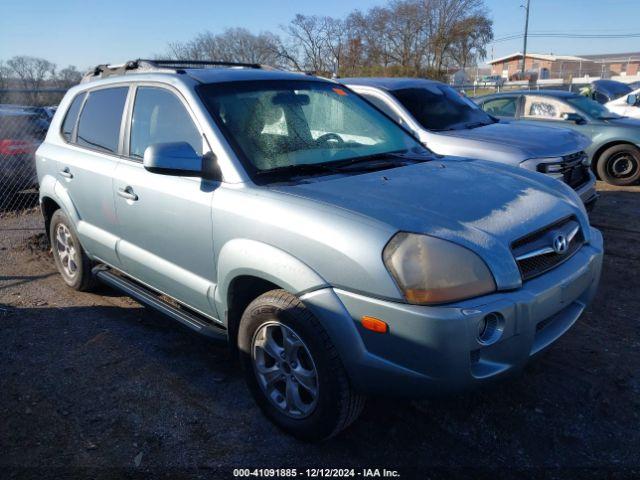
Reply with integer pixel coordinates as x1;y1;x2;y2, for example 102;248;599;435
521;0;530;76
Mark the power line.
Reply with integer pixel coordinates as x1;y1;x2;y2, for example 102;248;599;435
490;32;640;44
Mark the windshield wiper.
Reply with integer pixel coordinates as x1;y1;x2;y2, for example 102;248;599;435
463;121;491;129
330;150;432;170
255;150;432;180
255;162;342;179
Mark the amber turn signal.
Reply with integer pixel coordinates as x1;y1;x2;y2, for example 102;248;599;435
361;316;388;333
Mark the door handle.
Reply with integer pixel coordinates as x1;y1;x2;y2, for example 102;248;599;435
117;187;138;201
59;167;73;179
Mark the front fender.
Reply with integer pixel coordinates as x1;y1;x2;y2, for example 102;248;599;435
214;238;329;320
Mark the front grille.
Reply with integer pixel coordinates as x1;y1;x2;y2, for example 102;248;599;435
512;216;584;281
538;152;590;189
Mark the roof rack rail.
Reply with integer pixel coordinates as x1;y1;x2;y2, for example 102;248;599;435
81;58;267;83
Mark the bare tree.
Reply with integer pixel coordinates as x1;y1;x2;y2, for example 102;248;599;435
0;61;9;103
6;56;56;103
7;56;55;90
283;15;331;73
447;15;493;70
162;0;493;78
55;65;82;89
216;28;283;65
167;28;283;66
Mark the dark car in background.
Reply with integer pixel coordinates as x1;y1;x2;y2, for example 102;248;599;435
587;79;633;105
475;90;640;186
0;110;49;202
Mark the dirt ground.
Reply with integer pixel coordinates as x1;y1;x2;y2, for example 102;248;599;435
1;182;639;479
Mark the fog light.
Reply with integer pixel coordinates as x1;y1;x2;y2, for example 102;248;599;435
477;312;504;345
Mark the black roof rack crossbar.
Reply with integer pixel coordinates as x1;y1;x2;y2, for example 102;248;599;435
81;58;266;83
137;59;264;70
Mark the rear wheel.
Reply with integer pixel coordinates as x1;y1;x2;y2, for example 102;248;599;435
238;289;365;441
50;209;96;291
596;144;640;186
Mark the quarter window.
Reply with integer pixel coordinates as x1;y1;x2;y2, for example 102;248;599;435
61;93;85;141
76;87;128;153
130;87;202;159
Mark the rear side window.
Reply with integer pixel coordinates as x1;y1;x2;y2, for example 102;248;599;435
77;87;128;153
61;93;85;141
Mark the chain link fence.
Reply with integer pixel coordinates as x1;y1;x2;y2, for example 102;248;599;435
1;89;67;247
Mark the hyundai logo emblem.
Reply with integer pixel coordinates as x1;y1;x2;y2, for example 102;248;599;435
552;234;569;255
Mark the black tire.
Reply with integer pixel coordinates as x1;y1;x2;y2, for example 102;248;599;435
50;209;96;291
596;144;640;186
238;289;365;441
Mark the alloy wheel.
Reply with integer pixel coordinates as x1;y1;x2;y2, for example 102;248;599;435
55;223;79;279
251;321;319;418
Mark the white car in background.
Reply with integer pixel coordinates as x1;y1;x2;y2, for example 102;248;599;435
606;88;640;119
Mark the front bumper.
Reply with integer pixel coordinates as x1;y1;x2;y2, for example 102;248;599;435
301;228;603;397
575;172;598;211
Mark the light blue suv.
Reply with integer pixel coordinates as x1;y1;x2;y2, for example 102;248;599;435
36;60;603;440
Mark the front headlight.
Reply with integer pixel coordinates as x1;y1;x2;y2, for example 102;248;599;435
383;232;496;305
520;157;563;171
520;157;565;179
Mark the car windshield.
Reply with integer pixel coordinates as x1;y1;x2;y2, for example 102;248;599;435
199;80;425;177
594;80;632;100
391;85;495;131
565;95;623;119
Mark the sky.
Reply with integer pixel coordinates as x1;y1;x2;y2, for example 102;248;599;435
1;0;639;70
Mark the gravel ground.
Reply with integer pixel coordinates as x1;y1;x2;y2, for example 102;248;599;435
1;182;639;479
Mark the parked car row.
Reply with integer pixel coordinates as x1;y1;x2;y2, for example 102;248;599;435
341;77;597;206
475;89;640;186
36;59;610;441
0;108;50;197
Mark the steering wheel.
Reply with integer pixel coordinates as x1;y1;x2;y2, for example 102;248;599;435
315;133;344;147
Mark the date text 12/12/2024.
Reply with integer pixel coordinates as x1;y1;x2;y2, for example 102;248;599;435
233;468;401;478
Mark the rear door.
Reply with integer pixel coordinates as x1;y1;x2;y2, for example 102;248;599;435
113;84;219;320
57;86;129;267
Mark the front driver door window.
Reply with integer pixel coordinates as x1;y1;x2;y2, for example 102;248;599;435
114;86;218;320
482;97;518;118
130;87;203;158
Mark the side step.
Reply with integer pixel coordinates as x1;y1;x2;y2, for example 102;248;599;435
93;266;227;341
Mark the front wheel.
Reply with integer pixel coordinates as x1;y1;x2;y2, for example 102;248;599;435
596;144;640;186
238;289;365;441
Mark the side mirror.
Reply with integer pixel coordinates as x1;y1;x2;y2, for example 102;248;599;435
143;142;203;177
562;112;586;124
627;94;639;106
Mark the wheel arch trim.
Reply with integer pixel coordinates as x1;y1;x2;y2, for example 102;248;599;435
215;239;329;323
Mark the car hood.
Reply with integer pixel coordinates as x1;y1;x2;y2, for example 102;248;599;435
435;121;590;161
270;158;588;289
600;116;640;128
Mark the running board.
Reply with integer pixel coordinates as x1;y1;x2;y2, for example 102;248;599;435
93;266;227;340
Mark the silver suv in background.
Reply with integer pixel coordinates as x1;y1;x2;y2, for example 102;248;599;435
36;60;602;440
341;78;597;210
